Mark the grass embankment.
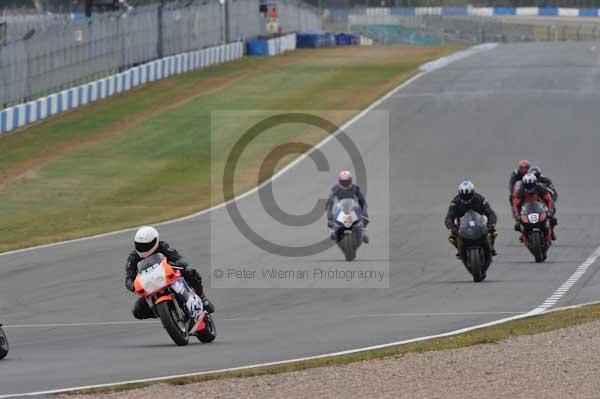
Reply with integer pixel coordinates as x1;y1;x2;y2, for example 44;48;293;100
70;303;600;395
0;45;461;253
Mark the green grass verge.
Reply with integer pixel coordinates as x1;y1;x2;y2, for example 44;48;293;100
68;303;600;395
0;45;462;253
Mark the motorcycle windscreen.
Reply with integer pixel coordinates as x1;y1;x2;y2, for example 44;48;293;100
458;210;488;240
137;253;166;273
337;198;356;214
520;201;547;216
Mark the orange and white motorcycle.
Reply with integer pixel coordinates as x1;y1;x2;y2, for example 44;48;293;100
134;253;216;346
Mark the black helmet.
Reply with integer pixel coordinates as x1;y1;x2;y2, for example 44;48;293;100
529;166;541;179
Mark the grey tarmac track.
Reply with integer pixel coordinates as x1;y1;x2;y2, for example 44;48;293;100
2;41;600;397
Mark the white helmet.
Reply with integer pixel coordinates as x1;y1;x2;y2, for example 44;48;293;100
458;180;475;203
134;226;159;258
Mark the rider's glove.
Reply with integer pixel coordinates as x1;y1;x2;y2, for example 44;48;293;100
327;219;334;229
362;216;370;227
448;234;457;246
125;278;135;292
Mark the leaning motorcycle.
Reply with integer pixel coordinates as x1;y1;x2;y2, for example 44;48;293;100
332;198;364;261
134;253;216;346
0;324;8;360
457;210;493;282
520;201;551;263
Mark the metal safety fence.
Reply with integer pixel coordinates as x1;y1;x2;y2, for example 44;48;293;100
349;13;600;44
0;0;321;107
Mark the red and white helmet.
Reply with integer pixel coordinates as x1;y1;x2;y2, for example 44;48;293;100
338;170;353;189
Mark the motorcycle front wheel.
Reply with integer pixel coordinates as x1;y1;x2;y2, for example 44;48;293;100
467;248;484;283
0;326;8;360
156;300;189;346
528;230;546;263
341;234;356;261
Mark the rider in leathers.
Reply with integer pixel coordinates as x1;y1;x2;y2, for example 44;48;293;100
445;181;498;257
512;173;556;242
125;226;214;319
508;159;531;207
326;170;369;243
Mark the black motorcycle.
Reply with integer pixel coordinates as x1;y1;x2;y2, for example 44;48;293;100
0;324;8;360
457;210;493;282
519;201;550;263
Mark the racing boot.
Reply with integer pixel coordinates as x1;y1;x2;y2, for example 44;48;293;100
362;229;369;244
489;229;498;256
448;234;460;258
201;294;215;314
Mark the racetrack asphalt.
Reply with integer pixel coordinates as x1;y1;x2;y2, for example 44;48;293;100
2;41;600;397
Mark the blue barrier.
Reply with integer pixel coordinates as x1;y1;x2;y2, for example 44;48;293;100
442;6;468;16
493;7;516;15
579;8;599;16
390;7;416;16
296;33;336;48
539;7;559;16
335;33;359;46
247;39;269;56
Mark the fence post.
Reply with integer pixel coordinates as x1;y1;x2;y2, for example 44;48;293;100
157;0;165;58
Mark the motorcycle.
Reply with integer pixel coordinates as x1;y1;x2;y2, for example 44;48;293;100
134;253;216;346
457;210;492;282
332;198;364;261
0;324;8;360
520;201;551;263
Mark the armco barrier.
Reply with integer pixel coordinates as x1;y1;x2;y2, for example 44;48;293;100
0;42;244;135
247;34;297;56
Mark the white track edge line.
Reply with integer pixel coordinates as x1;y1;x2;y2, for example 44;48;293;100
0;300;591;399
4;251;599;398
530;244;600;314
0;43;497;259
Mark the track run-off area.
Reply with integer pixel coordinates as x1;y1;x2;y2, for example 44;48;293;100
2;42;600;397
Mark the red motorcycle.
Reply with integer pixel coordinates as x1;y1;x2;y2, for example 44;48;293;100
519;201;551;263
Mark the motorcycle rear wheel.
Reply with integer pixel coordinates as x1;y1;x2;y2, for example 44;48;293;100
196;314;217;343
157;300;189;346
